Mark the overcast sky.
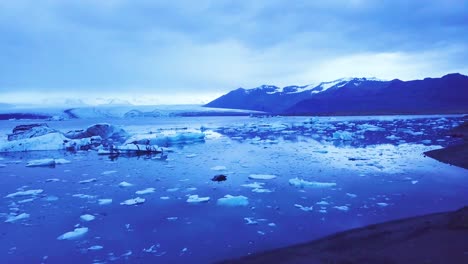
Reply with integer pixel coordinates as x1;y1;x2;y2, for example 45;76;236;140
1;0;467;105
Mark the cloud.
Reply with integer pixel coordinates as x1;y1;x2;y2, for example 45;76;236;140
0;0;467;104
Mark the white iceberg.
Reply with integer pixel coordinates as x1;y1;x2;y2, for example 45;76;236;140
333;205;350;211
57;227;89;240
186;195;210;203
98;199;112;205
80;214;96;222
26;158;56;167
124;131;205;147
294;204;313;212
135;188;155;195
5;189;43;198
5;213;30;223
289;178;336;188
119;181;134;187
120;197;145;206
248;174;277;180
217;195;249;207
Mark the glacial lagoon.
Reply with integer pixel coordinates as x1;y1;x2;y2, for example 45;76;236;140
1;115;467;263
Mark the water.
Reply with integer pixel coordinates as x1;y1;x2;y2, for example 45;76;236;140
0;115;467;263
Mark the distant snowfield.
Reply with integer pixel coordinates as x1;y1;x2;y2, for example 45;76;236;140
0;114;467;263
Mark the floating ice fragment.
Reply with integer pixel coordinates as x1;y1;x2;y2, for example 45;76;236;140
346;193;357;198
411;180;419;185
186;195;210;203
54;158;71;165
119;181;134;187
80;214;95;222
18;198;35;204
252;188;272;193
98;199;112;205
46;178;60;182
217;195;249;207
244;217;258;225
185;154;197;158
294;204;313;212
316;201;329;205
333;205;349;211
26;159;55;167
166;188;179;192
88;245;103;251
79;178;97;184
268;223;276;227
5;213;30;223
120;197;145;206
377;202;389;207
135;188;155;195
249;174;277;180
101;170;117;175
160;196;170;200
332;131;353;141
72;194;96;199
211;166;226;171
257;231;265;235
5;189;43;198
289;178;336;188
241;182;264;188
57;227;88;240
167;217;178;221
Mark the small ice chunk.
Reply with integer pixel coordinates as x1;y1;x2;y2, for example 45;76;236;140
166;188;179;192
333;205;349;211
26;158;56;167
119;181;134;188
186;195;210;203
88;245;103;251
346;193;357;198
241;182;264;188
54;158;71;165
120;197;145;206
316;201;329;205
79;178;97;184
167;217;178;221
72;194;96;199
5;189;43;198
46;178;60;182
211;166;226;171
411;180;419;184
57;227;88;240
332;131;353;141
217;195;249;207
289;178;336;188
5;213;30;223
268;223;276;227
101;170;117;175
98;199;112;205
252;188;272;193
186;154;197;158
80;214;96;222
135;188;155;195
244;217;258;225
377;202;389;207
294;204;313;212
249;174;277;180
160;196;170;200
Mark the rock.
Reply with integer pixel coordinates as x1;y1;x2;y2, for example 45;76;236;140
211;175;227;182
8;123;58;141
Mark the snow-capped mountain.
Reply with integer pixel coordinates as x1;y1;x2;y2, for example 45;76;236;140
204;74;468;115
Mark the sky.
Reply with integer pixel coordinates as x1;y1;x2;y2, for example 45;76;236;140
0;0;467;105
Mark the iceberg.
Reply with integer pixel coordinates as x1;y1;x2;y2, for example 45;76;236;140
5;189;44;198
289;177;336;188
241;182;265;188
26;158;70;167
248;174;277;180
79;178;97;184
124;131;205;147
217;195;249;207
210;166;226;171
332;131;353;141
333;205;350;211
98;199;112;205
294;204;313;212
80;214;96;222
135;188;155;195
57;227;89;240
186;195;210;203
119;181;134;188
5;213;30;223
120;197;145;206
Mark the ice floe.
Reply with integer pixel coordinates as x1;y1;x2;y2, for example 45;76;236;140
294;204;313;212
101;170;117;175
244;217;258;225
289;178;336;188
217;195;249;207
252;188;272;193
241;182;265;188
135;188;155;195
248;174;277;180
119;181;134;187
5;189;43;198
80;214;96;222
57;227;89;240
210;166;226;171
72;194;96;199
88;245;103;251
26;158;70;167
79;178;97;184
333;205;350;211
120;197;145;206
98;199;112;205
5;213;30;223
186;195;210;203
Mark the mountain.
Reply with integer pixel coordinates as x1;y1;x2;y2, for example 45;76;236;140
204;73;468;115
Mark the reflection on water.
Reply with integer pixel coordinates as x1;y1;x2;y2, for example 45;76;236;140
0;115;467;263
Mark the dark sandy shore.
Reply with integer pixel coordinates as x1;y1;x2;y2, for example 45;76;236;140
425;120;468;169
219;120;468;264
218;207;468;264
